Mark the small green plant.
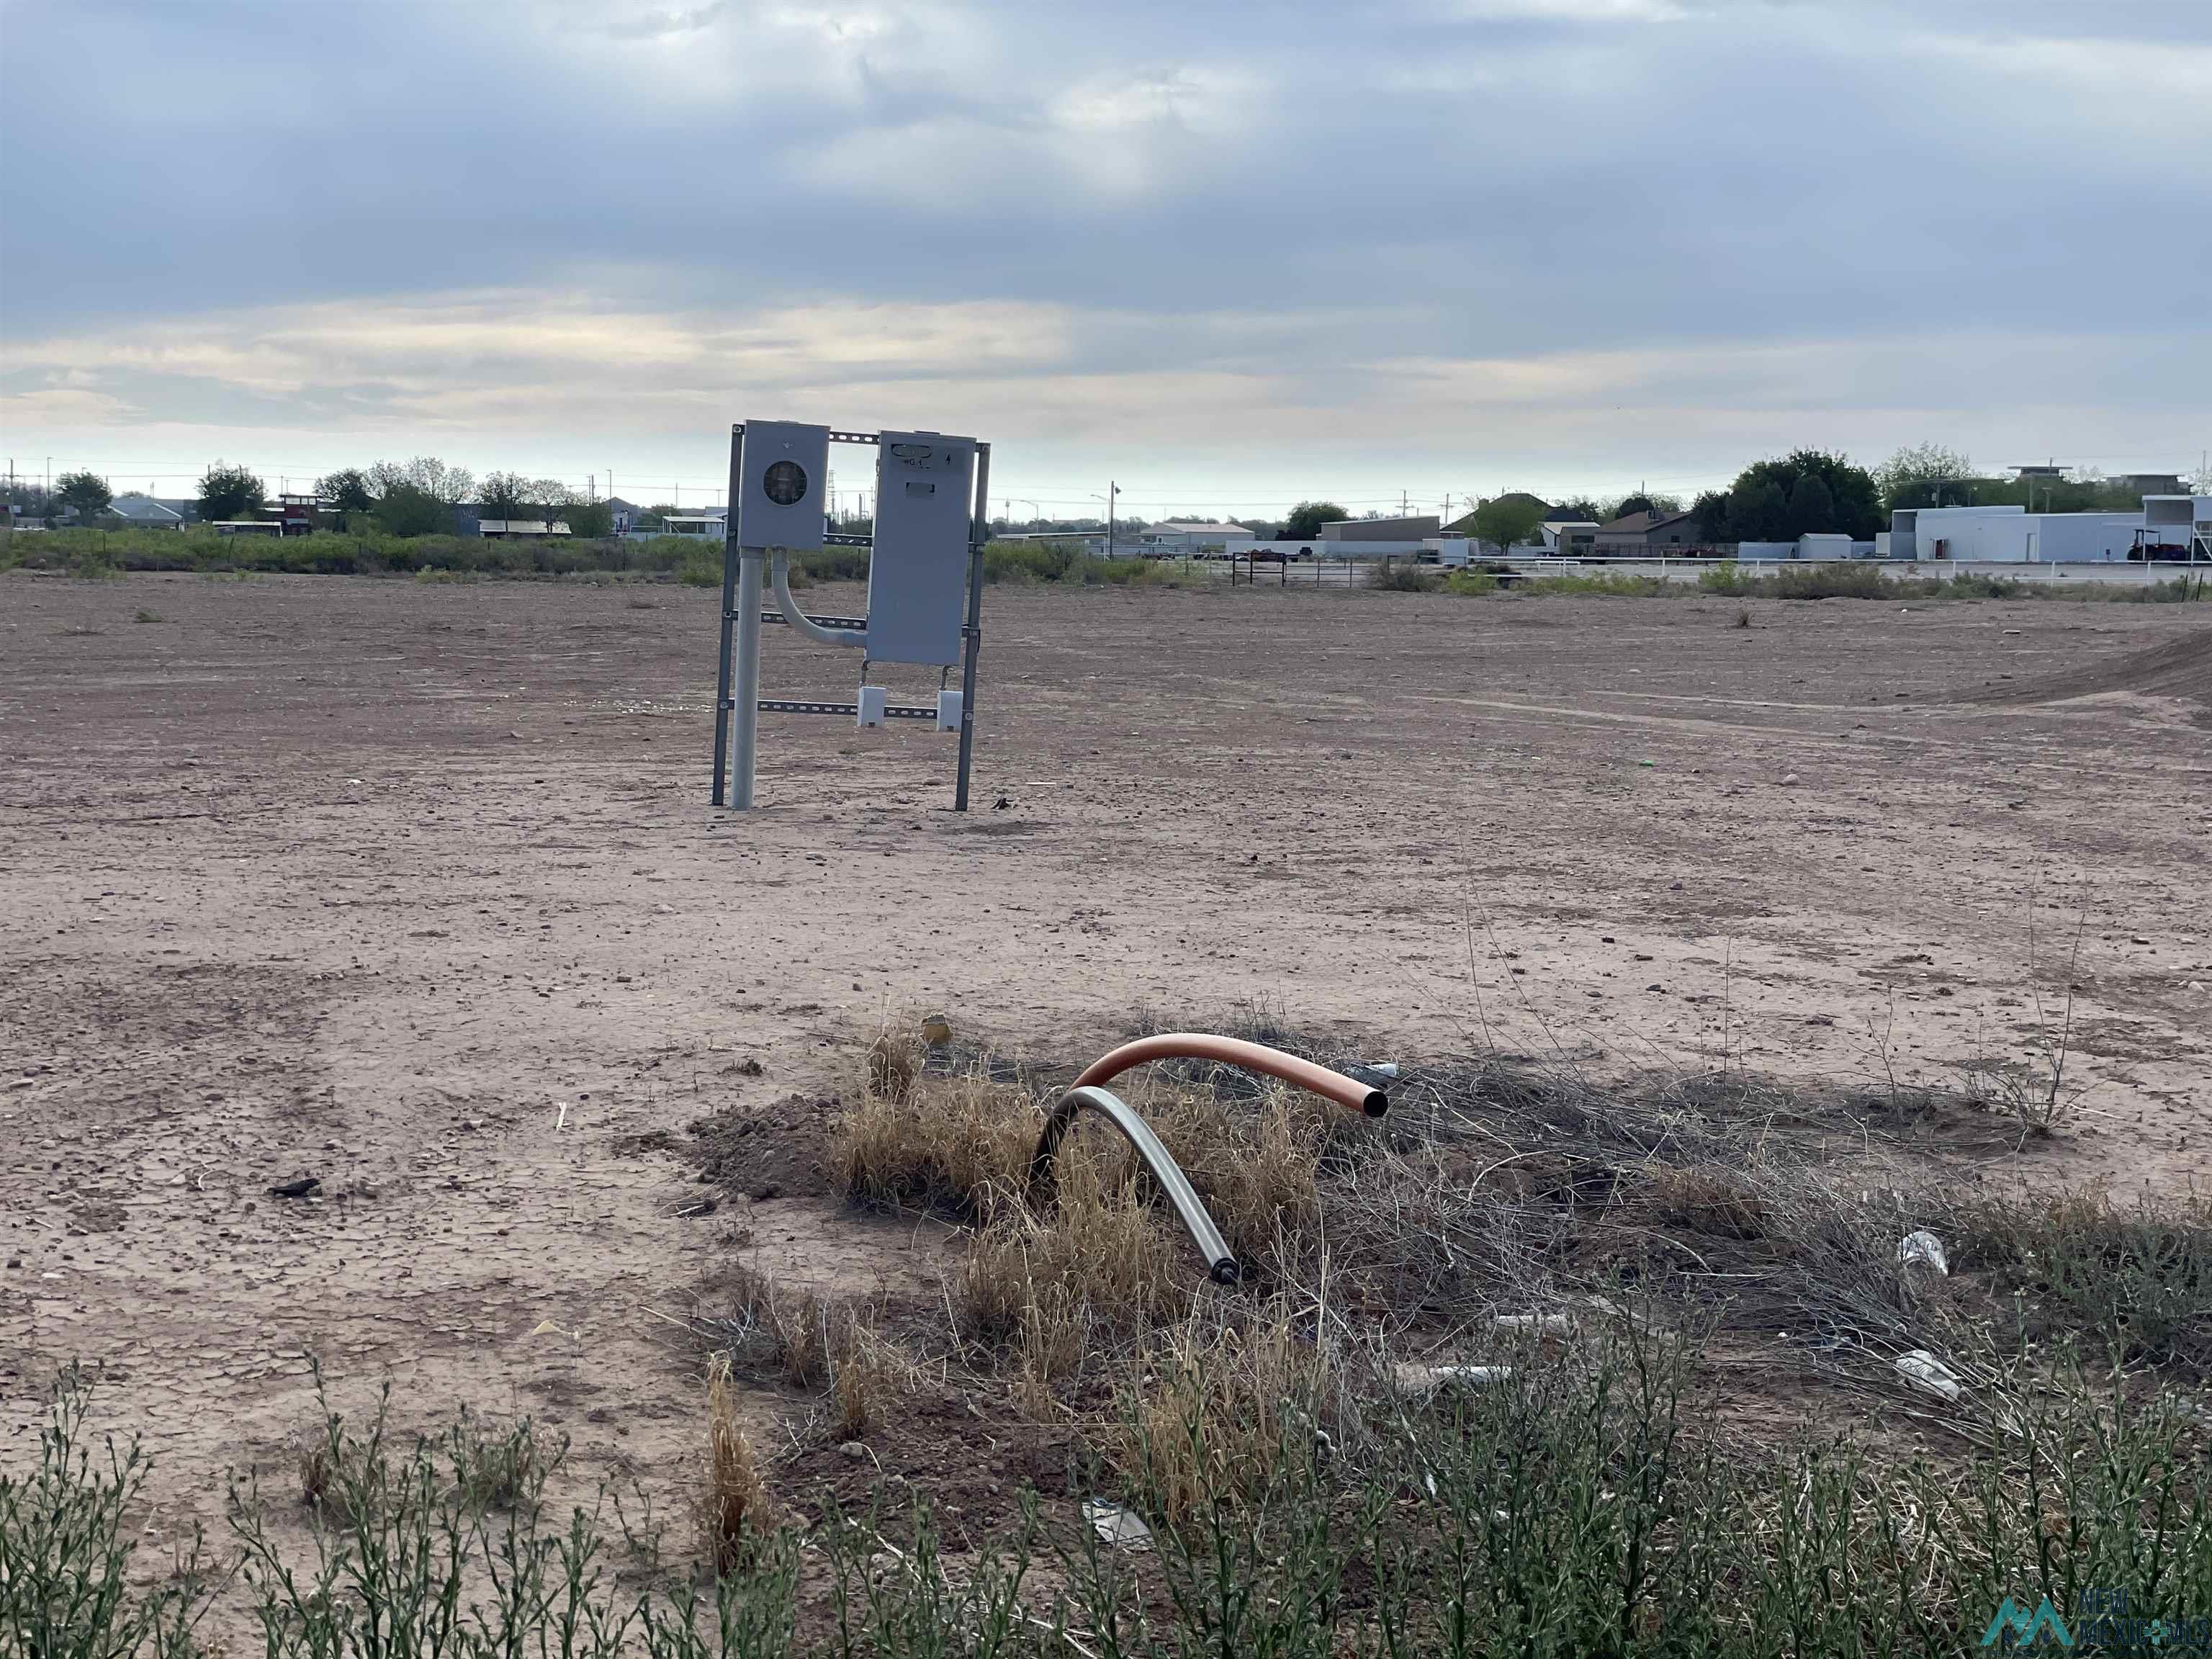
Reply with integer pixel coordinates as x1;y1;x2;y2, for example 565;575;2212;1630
0;1372;215;1659
1368;559;1440;593
66;543;121;580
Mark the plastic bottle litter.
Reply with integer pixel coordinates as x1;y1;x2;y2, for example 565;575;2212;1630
1897;1231;1949;1275
1082;1498;1153;1550
1894;1349;1962;1402
1392;1362;1515;1396
1491;1312;1575;1336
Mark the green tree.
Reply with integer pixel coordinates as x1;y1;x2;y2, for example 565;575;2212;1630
317;468;374;529
1730;478;1788;541
373;482;448;538
566;500;613;539
1720;449;1881;540
1470;494;1549;553
197;462;265;523
478;472;531;522
1282;500;1348;540
1874;443;1973;511
367;457;474;505
1785;473;1835;536
528;479;572;524
55;469;112;521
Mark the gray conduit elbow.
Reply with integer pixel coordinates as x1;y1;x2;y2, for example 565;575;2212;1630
1030;1085;1239;1285
770;551;867;649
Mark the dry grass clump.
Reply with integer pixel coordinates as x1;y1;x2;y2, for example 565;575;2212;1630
831;1066;1040;1220
714;1262;912;1437
960;1130;1188;1411
1637;1162;1771;1240
700;1356;771;1573
1120;1307;1337;1529
296;1434;343;1516
1147;1087;1331;1271
831;1319;902;1439
723;1262;835;1387
865;1028;918;1103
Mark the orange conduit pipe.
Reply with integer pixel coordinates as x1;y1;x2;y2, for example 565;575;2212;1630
1071;1033;1388;1118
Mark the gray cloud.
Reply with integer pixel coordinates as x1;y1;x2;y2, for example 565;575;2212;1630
4;0;2206;503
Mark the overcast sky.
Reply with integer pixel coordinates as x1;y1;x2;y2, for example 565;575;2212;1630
3;0;2208;516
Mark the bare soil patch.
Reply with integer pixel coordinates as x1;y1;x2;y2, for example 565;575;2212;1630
4;570;2208;1624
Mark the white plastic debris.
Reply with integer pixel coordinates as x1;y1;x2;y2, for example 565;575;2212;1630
1392;1362;1515;1396
1894;1350;1962;1402
1492;1312;1575;1337
1082;1498;1153;1550
1897;1231;1949;1275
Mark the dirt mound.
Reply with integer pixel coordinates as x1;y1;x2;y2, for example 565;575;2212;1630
1966;630;2212;720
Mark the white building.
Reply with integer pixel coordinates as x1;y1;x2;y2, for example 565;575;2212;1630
1883;493;2212;564
1737;535;1878;561
1899;504;2144;563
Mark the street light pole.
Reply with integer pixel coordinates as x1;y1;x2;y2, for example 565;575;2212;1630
1092;483;1120;557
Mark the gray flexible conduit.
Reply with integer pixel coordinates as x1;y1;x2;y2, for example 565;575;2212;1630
1029;1085;1239;1284
770;551;867;649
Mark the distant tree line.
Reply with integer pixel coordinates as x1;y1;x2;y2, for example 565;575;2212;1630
310;459;612;539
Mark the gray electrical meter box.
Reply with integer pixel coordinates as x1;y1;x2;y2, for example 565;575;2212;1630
735;421;830;551
867;430;976;667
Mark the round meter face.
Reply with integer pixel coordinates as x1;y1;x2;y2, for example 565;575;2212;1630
761;459;809;506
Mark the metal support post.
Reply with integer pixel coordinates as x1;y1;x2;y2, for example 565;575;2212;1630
729;548;764;808
953;441;991;811
711;424;743;805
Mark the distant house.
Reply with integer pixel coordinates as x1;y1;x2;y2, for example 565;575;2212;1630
1593;509;1705;552
1539;518;1599;555
659;512;725;539
107;493;187;527
1444;494;1551;537
1321;514;1441;542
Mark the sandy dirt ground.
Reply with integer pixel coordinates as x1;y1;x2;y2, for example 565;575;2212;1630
3;569;2208;1570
